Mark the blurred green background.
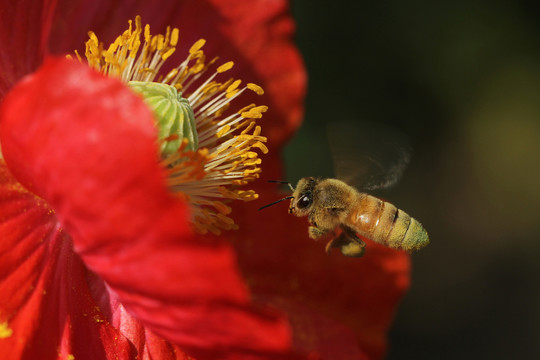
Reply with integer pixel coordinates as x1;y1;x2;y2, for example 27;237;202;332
287;0;540;359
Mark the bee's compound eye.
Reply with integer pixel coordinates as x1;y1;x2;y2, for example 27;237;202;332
297;194;312;209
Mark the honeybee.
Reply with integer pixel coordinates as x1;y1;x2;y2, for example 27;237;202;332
290;177;429;257
259;122;429;257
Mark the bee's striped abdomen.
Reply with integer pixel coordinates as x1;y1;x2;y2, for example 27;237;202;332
348;194;429;251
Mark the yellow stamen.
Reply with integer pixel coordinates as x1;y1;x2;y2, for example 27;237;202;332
227;80;242;93
217;61;234;73
241;105;268;119
171;28;179;46
217;125;231;138
162;47;176;60
247;83;264;95
76;16;269;234
190;39;206;54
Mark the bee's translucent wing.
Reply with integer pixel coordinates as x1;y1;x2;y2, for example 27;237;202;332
327;121;412;191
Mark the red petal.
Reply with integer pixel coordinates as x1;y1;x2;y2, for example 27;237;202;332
0;162;138;359
0;0;56;99
0;58;293;357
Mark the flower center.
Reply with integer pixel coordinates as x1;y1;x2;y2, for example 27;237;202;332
74;16;268;235
128;81;198;155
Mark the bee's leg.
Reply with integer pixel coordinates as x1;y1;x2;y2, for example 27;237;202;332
338;226;366;257
324;233;349;254
308;226;328;240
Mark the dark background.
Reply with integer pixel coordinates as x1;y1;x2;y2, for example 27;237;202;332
286;1;540;359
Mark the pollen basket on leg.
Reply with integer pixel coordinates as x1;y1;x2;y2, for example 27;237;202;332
78;16;268;235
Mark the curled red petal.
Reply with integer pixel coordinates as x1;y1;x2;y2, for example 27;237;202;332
0;58;293;357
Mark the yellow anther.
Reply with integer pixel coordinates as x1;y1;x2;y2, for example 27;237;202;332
189;50;204;61
250;142;268;153
241;109;265;119
233;120;251;131
226;89;240;99
190;63;205;74
150;36;158;50
244;158;262;166
171;28;179;46
232;179;249;185
247;83;264;95
216;78;233;91
206;56;219;68
213;201;232;215
190;39;206;54
129;41;141;58
227;80;242;93
217;61;234;73
252;105;268;113
107;40;119;53
162;48;176;60
88;31;98;45
135;16;142;31
241;121;256;134
253;125;262;136
164;26;171;45
201;82;220;94
237;104;256;114
144;24;151;43
235;189;259;200
157;35;165;50
217;125;231;138
244;168;262;175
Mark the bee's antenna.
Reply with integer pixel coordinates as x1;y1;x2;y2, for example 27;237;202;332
267;180;294;191
258;196;294;211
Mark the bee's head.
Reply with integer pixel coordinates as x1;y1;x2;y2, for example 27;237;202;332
289;177;319;216
257;178;320;214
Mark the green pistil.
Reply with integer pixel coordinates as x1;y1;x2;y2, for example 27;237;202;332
129;81;198;156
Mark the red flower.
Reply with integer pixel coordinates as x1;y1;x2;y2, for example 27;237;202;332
0;1;409;360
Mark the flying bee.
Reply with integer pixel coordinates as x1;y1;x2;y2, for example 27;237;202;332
259;121;429;257
277;177;429;257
